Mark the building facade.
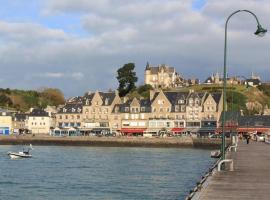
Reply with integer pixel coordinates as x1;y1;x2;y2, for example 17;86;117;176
144;63;184;88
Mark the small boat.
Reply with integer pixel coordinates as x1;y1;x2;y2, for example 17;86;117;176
211;150;221;158
8;144;33;159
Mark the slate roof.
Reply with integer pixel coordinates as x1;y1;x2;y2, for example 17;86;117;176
66;96;84;104
29;109;49;117
117;98;151;113
99;92;116;106
58;103;83;114
14;113;27;121
164;92;189;105
147;64;175;74
238;115;270;127
205;93;222;104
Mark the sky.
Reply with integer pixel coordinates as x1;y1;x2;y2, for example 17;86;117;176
0;0;269;97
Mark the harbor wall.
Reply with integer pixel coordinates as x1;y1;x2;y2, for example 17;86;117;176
0;135;226;149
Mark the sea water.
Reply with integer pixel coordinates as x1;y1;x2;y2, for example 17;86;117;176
0;145;213;200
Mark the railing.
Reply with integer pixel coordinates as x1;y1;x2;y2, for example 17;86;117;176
185;141;237;200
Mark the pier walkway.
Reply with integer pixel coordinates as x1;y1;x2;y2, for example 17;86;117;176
199;141;270;200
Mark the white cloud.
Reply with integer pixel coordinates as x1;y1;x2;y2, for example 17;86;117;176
31;72;84;80
0;0;269;96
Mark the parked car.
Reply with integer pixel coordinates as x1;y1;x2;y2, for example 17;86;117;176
256;133;265;142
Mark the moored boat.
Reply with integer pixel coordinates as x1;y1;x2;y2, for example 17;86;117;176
8;151;32;159
7;144;33;159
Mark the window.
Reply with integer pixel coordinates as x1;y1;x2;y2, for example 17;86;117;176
175;105;179;112
160;108;163;112
59;115;62;119
167;108;170;112
140;114;145;119
125;107;129;112
178;99;184;104
77;115;80;119
141;107;145;112
65;115;68;120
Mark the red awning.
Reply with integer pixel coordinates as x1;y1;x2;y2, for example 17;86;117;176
171;128;185;132
237;127;269;133
121;128;147;133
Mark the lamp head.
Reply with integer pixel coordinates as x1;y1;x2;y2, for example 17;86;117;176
254;24;267;37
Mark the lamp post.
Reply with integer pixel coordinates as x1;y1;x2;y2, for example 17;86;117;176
221;10;267;160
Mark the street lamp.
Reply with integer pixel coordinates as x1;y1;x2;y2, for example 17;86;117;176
221;10;267;161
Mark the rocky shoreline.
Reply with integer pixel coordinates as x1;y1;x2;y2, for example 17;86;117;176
0;135;225;149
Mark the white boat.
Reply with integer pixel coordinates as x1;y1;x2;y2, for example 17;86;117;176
210;150;221;158
8;144;33;159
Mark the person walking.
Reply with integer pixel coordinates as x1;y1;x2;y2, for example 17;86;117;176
246;135;250;144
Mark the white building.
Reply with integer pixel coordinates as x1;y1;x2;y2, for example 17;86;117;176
26;108;50;134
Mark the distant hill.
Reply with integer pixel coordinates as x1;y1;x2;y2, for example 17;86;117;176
0;88;65;112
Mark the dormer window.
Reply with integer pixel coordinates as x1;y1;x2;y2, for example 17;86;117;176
125;107;129;112
178;99;184;104
63;108;67;113
86;99;89;105
141;107;145;112
77;108;81;113
72;108;76;113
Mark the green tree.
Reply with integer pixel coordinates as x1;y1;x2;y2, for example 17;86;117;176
40;88;65;105
117;63;138;97
137;84;153;98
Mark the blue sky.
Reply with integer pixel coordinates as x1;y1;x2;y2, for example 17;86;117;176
0;0;269;97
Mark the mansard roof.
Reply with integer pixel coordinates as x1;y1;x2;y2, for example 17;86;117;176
66;96;84;104
147;64;175;74
164;92;189;105
29;109;49;117
238;115;270;127
99;92;116;106
58;103;83;114
14;113;27;121
211;93;222;104
117;98;151;113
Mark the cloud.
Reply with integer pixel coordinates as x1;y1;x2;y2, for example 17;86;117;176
0;0;269;97
31;72;84;80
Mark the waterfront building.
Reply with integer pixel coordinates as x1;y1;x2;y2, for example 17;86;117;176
82;91;121;134
56;103;83;128
52;89;223;137
13;113;28;134
116;98;151;136
26;108;50;134
0;111;13;135
144;63;184;88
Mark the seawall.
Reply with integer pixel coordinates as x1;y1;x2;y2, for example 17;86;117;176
0;135;224;149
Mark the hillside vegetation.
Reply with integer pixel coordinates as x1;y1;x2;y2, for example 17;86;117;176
0;88;65;112
172;84;270;115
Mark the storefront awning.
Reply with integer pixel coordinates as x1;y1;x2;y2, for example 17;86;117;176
171;128;185;132
237;127;269;133
121;128;146;133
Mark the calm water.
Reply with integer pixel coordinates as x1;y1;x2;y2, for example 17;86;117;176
0;145;213;200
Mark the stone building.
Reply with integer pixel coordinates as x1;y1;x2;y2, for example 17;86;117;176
144;63;184;88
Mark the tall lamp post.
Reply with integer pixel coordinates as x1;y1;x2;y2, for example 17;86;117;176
221;10;267;160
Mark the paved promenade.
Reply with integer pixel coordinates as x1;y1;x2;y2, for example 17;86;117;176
199;140;270;200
